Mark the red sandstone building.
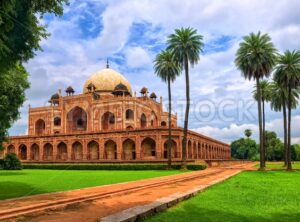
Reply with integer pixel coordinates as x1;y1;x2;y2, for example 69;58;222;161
1;66;230;162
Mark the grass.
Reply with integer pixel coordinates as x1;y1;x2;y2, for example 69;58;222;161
145;171;300;222
255;162;300;169
0;169;182;200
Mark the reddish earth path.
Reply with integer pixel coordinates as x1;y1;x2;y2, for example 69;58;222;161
1;163;255;222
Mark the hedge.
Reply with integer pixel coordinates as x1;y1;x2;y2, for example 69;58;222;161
23;163;206;171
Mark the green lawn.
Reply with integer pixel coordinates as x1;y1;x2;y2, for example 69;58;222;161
145;171;300;222
255;162;300;169
0;169;181;200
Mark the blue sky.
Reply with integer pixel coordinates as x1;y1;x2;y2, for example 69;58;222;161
9;0;300;143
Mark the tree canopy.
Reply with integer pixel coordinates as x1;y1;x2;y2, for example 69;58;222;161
0;0;68;72
0;64;29;147
0;0;68;148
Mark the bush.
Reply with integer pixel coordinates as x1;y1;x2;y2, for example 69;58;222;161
23;163;206;171
3;153;22;170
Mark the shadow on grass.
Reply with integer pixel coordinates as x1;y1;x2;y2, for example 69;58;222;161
146;203;300;222
0;181;48;200
0;171;28;176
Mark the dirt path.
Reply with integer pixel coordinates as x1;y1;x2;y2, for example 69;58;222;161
1;163;255;222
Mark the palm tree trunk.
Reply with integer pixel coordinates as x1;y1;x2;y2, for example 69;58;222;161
256;78;265;170
287;87;292;170
282;97;288;167
167;76;172;168
182;54;190;170
262;99;266;162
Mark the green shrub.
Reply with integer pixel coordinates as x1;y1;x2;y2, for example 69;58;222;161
23;163;206;171
3;153;22;170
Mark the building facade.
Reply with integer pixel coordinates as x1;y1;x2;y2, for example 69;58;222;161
1;66;230;162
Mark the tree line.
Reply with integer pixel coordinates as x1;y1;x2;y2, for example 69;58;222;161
231;129;300;162
235;32;300;170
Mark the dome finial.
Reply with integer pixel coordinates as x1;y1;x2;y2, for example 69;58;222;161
106;58;109;68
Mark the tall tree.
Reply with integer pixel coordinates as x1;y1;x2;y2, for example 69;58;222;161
0;64;30;146
154;50;180;168
235;32;277;170
167;27;203;169
253;80;272;158
270;80;299;166
274;50;300;170
0;0;68;73
0;0;68;148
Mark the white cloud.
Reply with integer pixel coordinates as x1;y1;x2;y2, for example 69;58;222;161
193;115;300;144
8;0;300;145
125;46;152;69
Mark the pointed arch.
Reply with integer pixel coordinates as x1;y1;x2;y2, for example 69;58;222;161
102;112;115;130
30;143;40;160
57;142;67;160
161;121;167;127
54;117;61;126
7;144;15;154
35;119;45;135
105;140;117;160
150;111;157;127
141;137;156;159
188;140;192;159
140;113;147;128
19;144;27;160
67;106;87;132
72;141;83;160
193;142;197;159
43;143;53;160
163;140;177;158
122;139;136;160
125;109;134;120
88;140;99;160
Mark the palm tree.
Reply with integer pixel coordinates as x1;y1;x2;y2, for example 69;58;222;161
270;80;299;166
154;50;181;168
253;80;272;158
235;32;277;170
244;129;252;139
274;50;300;170
167;27;204;169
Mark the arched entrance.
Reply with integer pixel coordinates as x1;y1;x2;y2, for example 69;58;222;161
43;143;53;160
140;113;147;128
105;140;117;160
163;140;177;159
193;142;197;159
67;106;87;132
188;141;192;159
30;144;40;160
19;144;27;160
72;142;83;160
35;119;45;135
141;137;156;159
7;145;15;154
150;112;157;127
122;139;136;160
54;117;61;126
57;142;67;160
88;141;99;160
102;112;115;130
161;121;167;127
125;109;134;120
